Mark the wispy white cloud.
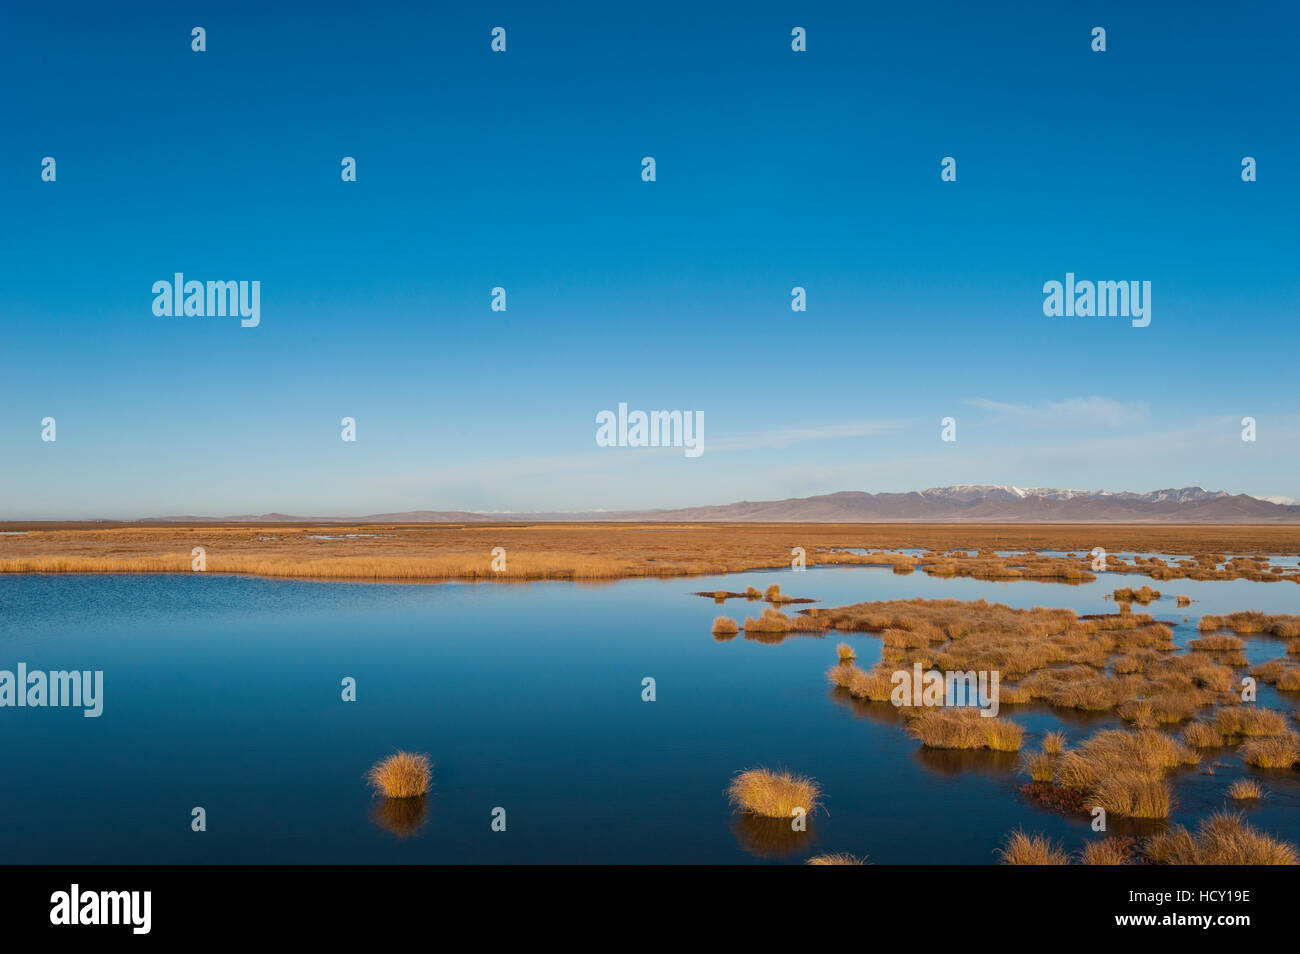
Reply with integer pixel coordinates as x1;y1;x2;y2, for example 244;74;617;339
709;419;902;452
964;396;1148;427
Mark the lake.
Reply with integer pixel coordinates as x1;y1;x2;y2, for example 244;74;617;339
1;565;1297;863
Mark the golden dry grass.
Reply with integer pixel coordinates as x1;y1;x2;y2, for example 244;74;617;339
711;616;739;635
1024;751;1057;783
1080;839;1132;865
1213;706;1288;738
4;522;1300;583
904;707;1024;751
1050;729;1196;818
1188;634;1246;651
1227;778;1263;800
1239;733;1300;769
366;751;432;799
805;853;866;865
727;768;822;818
1182;721;1224;748
997;830;1070;865
1146;811;1298;865
836;642;856;661
1114;585;1161;604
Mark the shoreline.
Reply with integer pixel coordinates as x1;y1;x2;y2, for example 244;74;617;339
2;522;1298;584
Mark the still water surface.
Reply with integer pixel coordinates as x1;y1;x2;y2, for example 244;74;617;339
1;565;1297;863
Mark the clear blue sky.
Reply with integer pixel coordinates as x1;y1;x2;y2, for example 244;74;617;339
2;1;1297;518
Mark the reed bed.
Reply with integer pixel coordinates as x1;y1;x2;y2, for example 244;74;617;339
1239;733;1300;768
904;708;1024;751
6;522;1298;584
727;768;822;818
1145;812;1298;865
997;830;1070;865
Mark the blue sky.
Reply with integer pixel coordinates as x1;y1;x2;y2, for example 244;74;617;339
2;1;1297;518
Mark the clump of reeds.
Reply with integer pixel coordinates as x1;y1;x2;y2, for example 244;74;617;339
1213;706;1288;738
711;616;739;635
1052;728;1196;818
805;853;866;865
1114;585;1161;604
1090;772;1172;818
1176;594;1191;605
745;585;762;599
366;751;432;799
727;768;822;818
1227;778;1263;800
1024;751;1056;783
1042;730;1066;755
1145;811;1297;865
904;707;1024;751
1188;634;1246;652
1240;732;1300;769
1080;838;1132;865
997;830;1070;865
836;643;856;661
743;608;792;633
1182;721;1224;748
835;664;897;702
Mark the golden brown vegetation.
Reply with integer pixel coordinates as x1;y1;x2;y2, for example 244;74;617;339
805;853;866;865
366;751;432;799
997;830;1070;865
1239;733;1300;769
1080;838;1134;865
727;768;822;818
1146;812;1298;865
1227;778;1263;800
5;522;1300;583
1213;706;1288;738
711;616;739;635
905;707;1024;751
1114;586;1161;604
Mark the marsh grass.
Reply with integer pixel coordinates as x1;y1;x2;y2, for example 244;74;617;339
727;768;822;818
905;708;1024;751
1114;586;1161;604
805;853;866;865
366;751;432;799
1227;778;1263;800
1188;634;1246;652
1239;733;1300;768
1213;706;1288;737
997;830;1069;865
7;523;1298;584
1182;721;1224;748
1145;811;1298;865
1080;838;1134;865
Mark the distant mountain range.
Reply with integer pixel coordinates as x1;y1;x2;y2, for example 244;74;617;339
132;486;1300;524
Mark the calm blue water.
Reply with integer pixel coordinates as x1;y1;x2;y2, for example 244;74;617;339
0;565;1297;864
